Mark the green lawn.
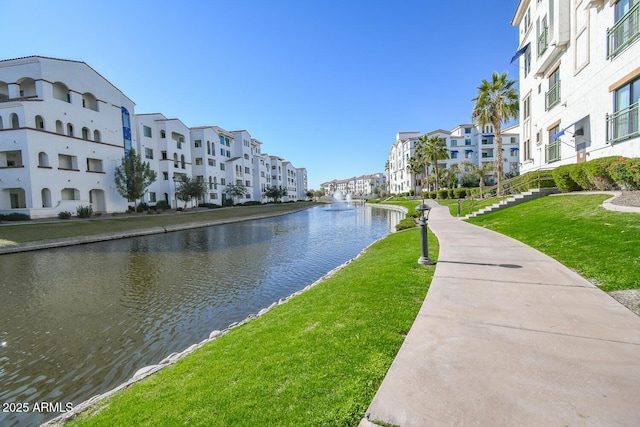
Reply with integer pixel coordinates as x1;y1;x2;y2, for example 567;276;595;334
0;203;317;244
67;227;437;427
467;194;640;292
438;197;497;217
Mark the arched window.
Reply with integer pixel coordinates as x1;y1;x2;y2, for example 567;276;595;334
82;127;89;140
61;188;80;200
82;92;99;111
207;141;211;155
173;153;178;168
35;115;45;130
38;152;49;167
181;154;186;169
67;123;74;137
0;116;4;130
56;120;63;134
93;129;101;142
41;188;52;208
10;113;19;128
18;78;36;97
53;82;71;102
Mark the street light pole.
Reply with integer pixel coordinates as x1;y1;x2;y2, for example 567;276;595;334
416;200;433;265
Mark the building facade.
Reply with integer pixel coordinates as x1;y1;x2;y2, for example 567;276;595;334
512;0;640;174
0;56;307;218
320;173;386;197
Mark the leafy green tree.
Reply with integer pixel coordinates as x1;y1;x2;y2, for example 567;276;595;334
263;185;287;203
407;153;425;196
224;183;249;204
176;175;207;209
472;72;519;194
421;136;449;195
114;149;157;210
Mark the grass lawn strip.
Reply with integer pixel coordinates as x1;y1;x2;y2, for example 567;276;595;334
467;194;640;292
66;226;436;426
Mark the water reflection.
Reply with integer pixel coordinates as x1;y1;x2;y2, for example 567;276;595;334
0;205;402;426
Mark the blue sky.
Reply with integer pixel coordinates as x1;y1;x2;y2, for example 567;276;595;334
1;1;520;190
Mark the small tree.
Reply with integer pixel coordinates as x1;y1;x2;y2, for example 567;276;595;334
263;185;287;203
114;149;157;210
175;176;207;209
224;183;249;204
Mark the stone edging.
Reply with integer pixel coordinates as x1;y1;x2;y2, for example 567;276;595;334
41;230;389;426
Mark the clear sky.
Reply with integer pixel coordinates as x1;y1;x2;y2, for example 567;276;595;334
1;0;520;190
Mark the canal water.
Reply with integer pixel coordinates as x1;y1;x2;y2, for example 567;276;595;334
0;205;402;426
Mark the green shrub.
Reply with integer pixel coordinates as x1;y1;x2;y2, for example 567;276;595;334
569;163;594;190
609;157;640;190
58;211;72;219
76;205;93;218
438;189;449;199
453;188;467;199
552;164;580;192
428;191;437;199
223;198;234;207
408;189;415;196
584;156;618;190
155;200;170;211
2;212;31;221
447;189;454;199
395;217;417;231
136;202;149;213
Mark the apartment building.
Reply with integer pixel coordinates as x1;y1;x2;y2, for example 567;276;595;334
0;56;307;218
0;56;135;218
512;0;640;173
320;173;386;197
387;124;520;194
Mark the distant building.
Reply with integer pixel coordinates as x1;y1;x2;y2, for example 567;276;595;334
320;173;385;197
511;0;640;174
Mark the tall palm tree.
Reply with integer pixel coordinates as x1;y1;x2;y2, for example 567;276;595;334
415;135;431;192
407;153;424;196
423;136;449;194
471;72;519;195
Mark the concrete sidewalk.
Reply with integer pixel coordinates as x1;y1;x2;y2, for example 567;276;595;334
361;202;640;427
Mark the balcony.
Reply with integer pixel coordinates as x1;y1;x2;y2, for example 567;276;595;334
545;81;561;110
537;26;548;57
606;102;639;144
607;2;640;58
546;140;561;163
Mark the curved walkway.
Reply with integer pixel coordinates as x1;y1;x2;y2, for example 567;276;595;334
361;201;640;426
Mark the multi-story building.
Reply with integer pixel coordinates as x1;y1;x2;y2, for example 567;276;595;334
0;56;135;218
511;0;640;174
0;56;307;218
388;124;520;194
320;173;386;197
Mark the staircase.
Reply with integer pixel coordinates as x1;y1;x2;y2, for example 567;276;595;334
464;187;558;219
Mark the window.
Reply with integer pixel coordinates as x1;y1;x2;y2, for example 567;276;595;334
38;152;50;167
451;151;458;159
608;0;640;58
86;158;104;173
58;154;78;170
244;167;250;174
464;151;472;159
465;139;471;146
82;127;89;140
524;49;531;77
194;140;202;148
145;148;154;159
149;192;157;203
35;115;44;129
226;150;231;157
221;178;226;185
545;68;561;110
523;95;531;119
608;75;640;142
220;148;225;156
464;128;471;134
208;158;215;166
547;124;561;163
67;123;74;137
163;172;169;180
451;140;458;146
161;151;167;160
195;157;203;165
244;154;249;160
220;163;225;171
523;139;531;160
143;125;152;138
160;130;166;138
93;130;101;142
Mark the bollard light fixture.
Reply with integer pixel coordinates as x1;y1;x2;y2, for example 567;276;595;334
416;200;433;265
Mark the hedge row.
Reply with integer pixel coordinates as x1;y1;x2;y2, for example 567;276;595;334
551;156;639;192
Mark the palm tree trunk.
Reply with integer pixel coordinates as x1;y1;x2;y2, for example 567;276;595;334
495;120;503;196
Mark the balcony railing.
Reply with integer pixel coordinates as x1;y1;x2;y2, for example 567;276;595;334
545;80;561;110
546;140;561;163
606;102;639;143
537;26;548;57
607;2;640;58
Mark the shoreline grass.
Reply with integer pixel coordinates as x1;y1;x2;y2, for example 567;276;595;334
466;194;639;292
66;227;437;426
0;203;319;244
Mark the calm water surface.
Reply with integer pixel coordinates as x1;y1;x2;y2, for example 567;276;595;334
0;205;402;426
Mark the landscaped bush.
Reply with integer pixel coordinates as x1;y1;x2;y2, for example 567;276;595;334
569;163;594;190
76;205;93;218
429;191;437;199
448;189;455;199
155;200;170;211
58;211;72;219
223;199;234;207
453;188;467;199
552;164;580;192
584;156;618;190
1;212;31;221
136;202;150;213
438;189;449;199
609;157;640;190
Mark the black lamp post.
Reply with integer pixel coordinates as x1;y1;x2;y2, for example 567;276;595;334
416;200;433;265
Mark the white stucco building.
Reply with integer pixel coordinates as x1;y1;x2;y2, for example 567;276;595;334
0;56;308;218
0;56;135;218
387;131;421;194
512;0;640;173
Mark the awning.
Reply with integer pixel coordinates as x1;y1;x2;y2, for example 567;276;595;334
450;150;458;153
465;149;473;153
553;116;589;140
482;134;495;138
551;130;565;140
510;43;530;64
